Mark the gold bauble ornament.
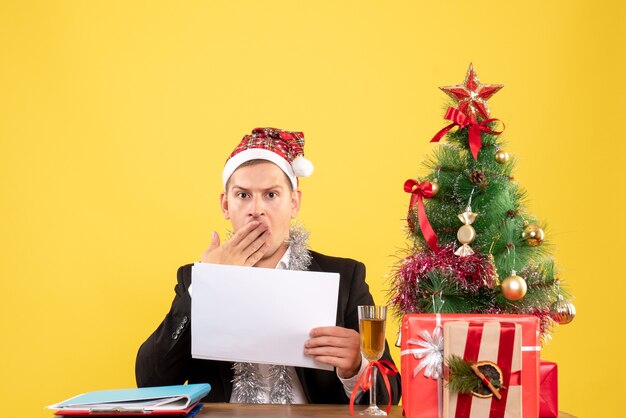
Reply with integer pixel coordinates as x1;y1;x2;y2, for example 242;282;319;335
501;272;527;301
522;224;545;246
430;181;440;196
495;149;510;164
551;301;576;325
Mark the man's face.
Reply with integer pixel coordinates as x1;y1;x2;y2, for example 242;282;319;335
221;161;301;261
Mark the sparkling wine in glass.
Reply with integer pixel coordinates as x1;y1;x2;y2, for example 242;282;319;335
358;305;387;416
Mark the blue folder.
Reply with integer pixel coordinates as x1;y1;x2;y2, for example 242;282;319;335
48;383;211;413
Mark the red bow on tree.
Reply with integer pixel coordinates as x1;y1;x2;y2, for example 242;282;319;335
431;107;503;160
349;360;399;416
404;179;439;253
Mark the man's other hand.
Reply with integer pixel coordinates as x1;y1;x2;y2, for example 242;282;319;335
304;326;362;379
201;221;270;266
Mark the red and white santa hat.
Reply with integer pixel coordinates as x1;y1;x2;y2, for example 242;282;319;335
222;127;314;189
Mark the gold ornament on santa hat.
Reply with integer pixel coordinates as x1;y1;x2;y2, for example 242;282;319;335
551;296;576;325
522;223;545;246
495;149;509;164
455;188;477;257
500;271;527;301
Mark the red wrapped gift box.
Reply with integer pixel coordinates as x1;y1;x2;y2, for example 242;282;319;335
539;361;558;417
401;314;540;418
443;321;523;418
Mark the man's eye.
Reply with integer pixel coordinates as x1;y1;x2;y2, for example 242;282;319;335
237;192;248;198
267;192;277;198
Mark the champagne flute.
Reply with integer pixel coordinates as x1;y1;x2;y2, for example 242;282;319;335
357;305;387;416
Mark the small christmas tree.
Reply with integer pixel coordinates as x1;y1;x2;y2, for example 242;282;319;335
389;64;575;341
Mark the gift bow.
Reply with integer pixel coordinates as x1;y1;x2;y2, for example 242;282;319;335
349;360;398;416
404;179;439;252
406;326;444;379
431;107;504;160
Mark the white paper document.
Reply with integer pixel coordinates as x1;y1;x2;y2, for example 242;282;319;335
190;262;340;370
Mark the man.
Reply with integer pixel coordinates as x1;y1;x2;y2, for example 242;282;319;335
135;127;401;405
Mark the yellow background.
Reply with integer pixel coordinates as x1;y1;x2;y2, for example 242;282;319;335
1;1;624;417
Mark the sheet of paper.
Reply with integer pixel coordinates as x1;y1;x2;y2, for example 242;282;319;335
190;262;340;370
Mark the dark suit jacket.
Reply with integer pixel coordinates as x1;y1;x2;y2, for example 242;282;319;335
135;250;401;404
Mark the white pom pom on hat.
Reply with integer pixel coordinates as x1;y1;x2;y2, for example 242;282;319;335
222;127;314;189
291;155;314;177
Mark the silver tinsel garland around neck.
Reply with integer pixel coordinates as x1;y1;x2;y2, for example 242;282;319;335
231;224;312;404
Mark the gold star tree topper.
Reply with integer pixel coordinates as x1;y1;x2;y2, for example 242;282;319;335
439;64;503;120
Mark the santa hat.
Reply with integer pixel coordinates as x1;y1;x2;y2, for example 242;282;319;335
222;127;314;189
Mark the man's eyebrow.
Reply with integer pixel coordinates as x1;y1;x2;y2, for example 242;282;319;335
230;185;249;192
230;184;284;191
